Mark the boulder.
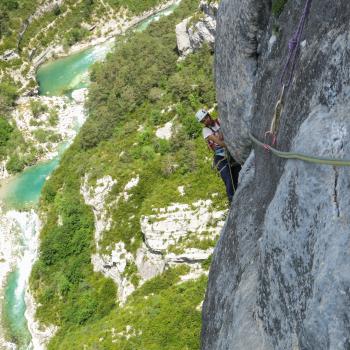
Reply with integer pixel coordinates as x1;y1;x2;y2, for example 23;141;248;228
176;0;218;58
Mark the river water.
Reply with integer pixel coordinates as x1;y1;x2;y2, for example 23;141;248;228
0;3;179;349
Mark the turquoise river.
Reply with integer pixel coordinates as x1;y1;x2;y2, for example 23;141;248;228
0;3;179;349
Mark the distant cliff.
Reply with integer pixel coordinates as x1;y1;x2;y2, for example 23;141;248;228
202;0;350;349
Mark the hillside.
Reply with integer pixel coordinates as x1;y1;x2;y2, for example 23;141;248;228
0;0;176;177
25;0;225;348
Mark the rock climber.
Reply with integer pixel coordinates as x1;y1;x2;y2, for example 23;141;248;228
195;109;241;203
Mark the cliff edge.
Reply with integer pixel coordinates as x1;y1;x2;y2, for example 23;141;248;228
202;0;350;349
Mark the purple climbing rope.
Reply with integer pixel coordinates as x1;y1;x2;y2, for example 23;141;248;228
280;0;313;87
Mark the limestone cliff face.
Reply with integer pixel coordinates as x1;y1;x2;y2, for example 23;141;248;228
202;1;350;349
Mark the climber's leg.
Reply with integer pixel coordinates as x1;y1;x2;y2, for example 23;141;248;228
215;156;234;203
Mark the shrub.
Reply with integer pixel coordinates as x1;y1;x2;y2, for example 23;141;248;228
63;27;89;47
48;109;59;126
30;100;48;118
7;154;25;173
0;82;17;112
272;0;288;17
0;116;13;147
182;114;202;139
33;129;51;143
53;4;61;16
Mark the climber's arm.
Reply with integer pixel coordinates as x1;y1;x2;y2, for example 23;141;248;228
207;134;226;148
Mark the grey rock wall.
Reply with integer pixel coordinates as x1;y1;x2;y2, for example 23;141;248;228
202;0;350;349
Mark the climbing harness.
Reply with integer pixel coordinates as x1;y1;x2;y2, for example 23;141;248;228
249;133;350;167
265;0;313;146
226;150;238;192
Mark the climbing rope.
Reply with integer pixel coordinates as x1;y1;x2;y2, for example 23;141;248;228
266;0;313;145
280;0;313;87
249;133;350;167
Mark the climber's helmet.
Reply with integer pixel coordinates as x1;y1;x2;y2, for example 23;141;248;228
195;109;209;123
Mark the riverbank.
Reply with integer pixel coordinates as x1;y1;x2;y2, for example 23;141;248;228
33;0;181;69
0;0;181;180
6;0;181;96
0;208;18;349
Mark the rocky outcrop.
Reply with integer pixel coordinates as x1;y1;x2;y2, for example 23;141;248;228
81;175;226;303
81;174;158;303
0;159;10;181
0;50;20;62
202;1;350;349
176;0;218;58
214;0;270;163
25;291;57;350
140;200;225;253
12;88;87;162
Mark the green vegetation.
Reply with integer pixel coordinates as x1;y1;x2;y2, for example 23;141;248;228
0;81;36;173
48;267;206;349
33;129;61;143
272;0;288;17
0;0;164;59
31;0;223;347
48;108;59;127
30;100;48;118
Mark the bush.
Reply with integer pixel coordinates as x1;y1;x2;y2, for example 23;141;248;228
63;27;89;47
0;82;17;112
2;0;19;11
48;109;59;126
53;4;61;16
7;154;25;173
182;114;202;139
33;129;51;143
30;100;48;118
272;0;288;17
0;116;13;147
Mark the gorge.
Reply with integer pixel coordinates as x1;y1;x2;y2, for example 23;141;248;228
0;2;187;348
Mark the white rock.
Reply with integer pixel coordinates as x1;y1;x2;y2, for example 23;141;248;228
178;186;185;196
0;50;20;62
155;121;173;140
71;88;88;103
176;18;193;56
268;35;277;53
166;248;213;263
135;244;165;281
11;94;87;162
176;0;218;58
140;200;226;253
91;242;135;304
0;159;9;180
123;176;139;201
179;262;208;282
81;175;117;246
25;291;58;350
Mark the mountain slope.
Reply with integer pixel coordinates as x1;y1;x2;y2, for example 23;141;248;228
30;1;226;348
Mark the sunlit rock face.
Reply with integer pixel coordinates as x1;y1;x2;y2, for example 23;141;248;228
202;0;350;349
81;175;226;304
176;0;218;58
